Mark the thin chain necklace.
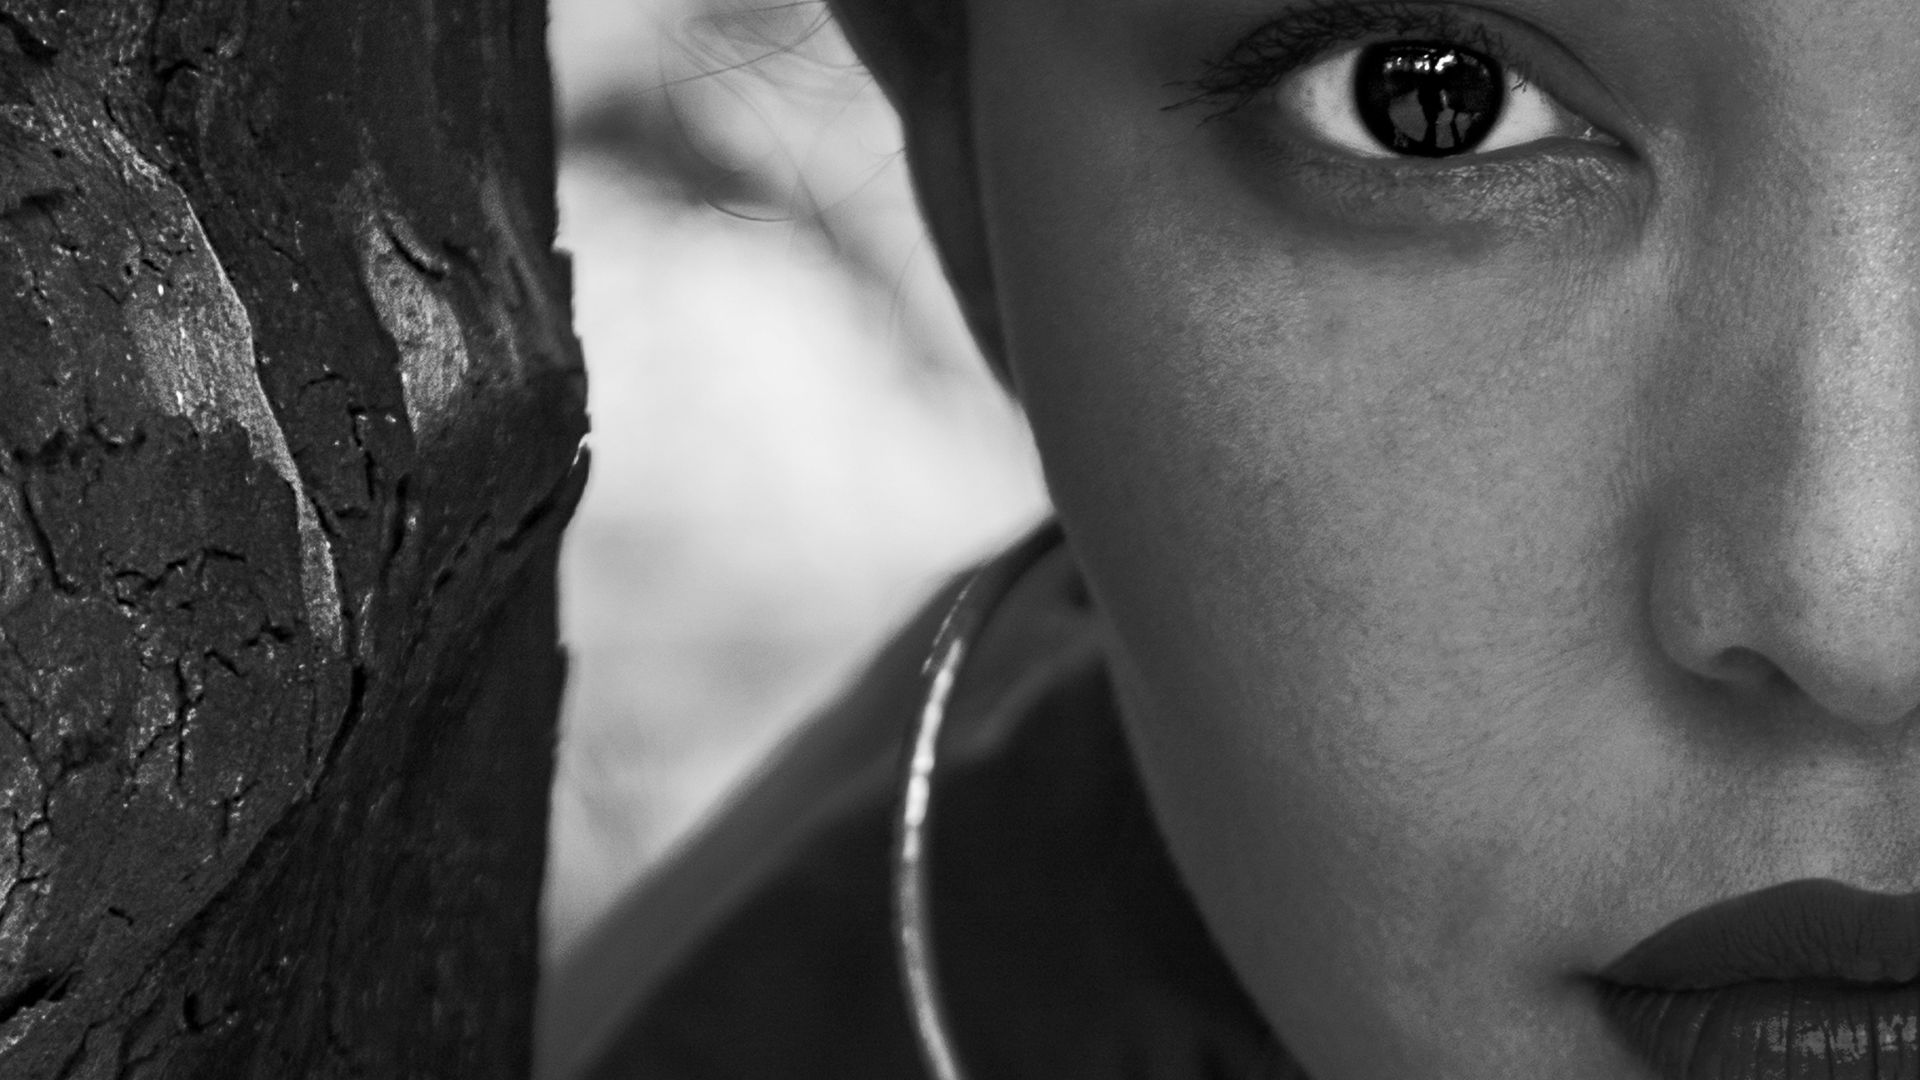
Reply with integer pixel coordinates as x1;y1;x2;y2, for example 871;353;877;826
892;520;1064;1080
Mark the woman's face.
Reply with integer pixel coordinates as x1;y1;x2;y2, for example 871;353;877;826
963;0;1920;1076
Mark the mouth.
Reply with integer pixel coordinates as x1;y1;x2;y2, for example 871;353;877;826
1595;880;1920;1080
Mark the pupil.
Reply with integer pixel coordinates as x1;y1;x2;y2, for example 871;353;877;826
1354;42;1504;158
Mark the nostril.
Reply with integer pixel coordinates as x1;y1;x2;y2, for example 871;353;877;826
1649;511;1920;732
1699;646;1791;694
1685;638;1920;730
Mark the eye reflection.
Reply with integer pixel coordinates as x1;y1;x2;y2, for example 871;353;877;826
1358;43;1502;156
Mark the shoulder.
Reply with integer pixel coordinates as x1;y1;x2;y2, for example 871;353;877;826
549;534;1294;1080
550;539;1101;1080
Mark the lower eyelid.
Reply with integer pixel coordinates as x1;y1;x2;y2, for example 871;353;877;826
1270;146;1648;246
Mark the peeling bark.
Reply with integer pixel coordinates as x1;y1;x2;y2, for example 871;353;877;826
0;1;586;1075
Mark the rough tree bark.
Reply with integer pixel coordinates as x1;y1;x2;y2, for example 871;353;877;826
0;1;585;1075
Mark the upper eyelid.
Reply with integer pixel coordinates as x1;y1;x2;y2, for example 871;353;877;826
1169;2;1544;119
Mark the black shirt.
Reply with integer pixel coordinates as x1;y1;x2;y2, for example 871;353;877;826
559;543;1302;1079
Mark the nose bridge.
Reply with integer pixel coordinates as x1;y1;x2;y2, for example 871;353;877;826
1778;148;1920;589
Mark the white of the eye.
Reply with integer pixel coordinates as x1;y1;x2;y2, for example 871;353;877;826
1280;44;1582;159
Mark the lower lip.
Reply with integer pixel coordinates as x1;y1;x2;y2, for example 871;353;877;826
1597;980;1920;1080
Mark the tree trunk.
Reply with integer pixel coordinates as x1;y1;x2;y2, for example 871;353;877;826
0;1;585;1075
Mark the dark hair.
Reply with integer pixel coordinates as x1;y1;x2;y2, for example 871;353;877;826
826;0;1013;378
825;0;966;112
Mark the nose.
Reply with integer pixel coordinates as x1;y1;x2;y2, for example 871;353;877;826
1650;170;1920;731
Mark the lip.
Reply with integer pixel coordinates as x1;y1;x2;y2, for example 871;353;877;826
1596;880;1920;1080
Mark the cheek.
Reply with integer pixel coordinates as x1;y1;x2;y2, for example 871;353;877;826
973;20;1676;1073
995;162;1663;783
1006;216;1668;1077
1013;211;1652;871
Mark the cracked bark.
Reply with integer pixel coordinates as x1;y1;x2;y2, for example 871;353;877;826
0;1;586;1076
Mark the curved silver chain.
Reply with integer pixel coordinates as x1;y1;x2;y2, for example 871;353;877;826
893;521;1064;1080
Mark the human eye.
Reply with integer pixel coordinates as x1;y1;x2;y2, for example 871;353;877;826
1286;41;1603;159
1180;4;1620;164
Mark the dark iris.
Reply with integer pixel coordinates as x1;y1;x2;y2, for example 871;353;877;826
1354;42;1504;157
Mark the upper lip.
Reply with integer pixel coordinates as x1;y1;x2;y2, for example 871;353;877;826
1601;879;1920;990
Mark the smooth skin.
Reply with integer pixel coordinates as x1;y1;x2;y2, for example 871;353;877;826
834;0;1920;1076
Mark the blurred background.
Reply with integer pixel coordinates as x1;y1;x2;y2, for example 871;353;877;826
538;0;1048;1048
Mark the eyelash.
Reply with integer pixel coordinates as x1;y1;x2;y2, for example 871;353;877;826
1171;2;1536;121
